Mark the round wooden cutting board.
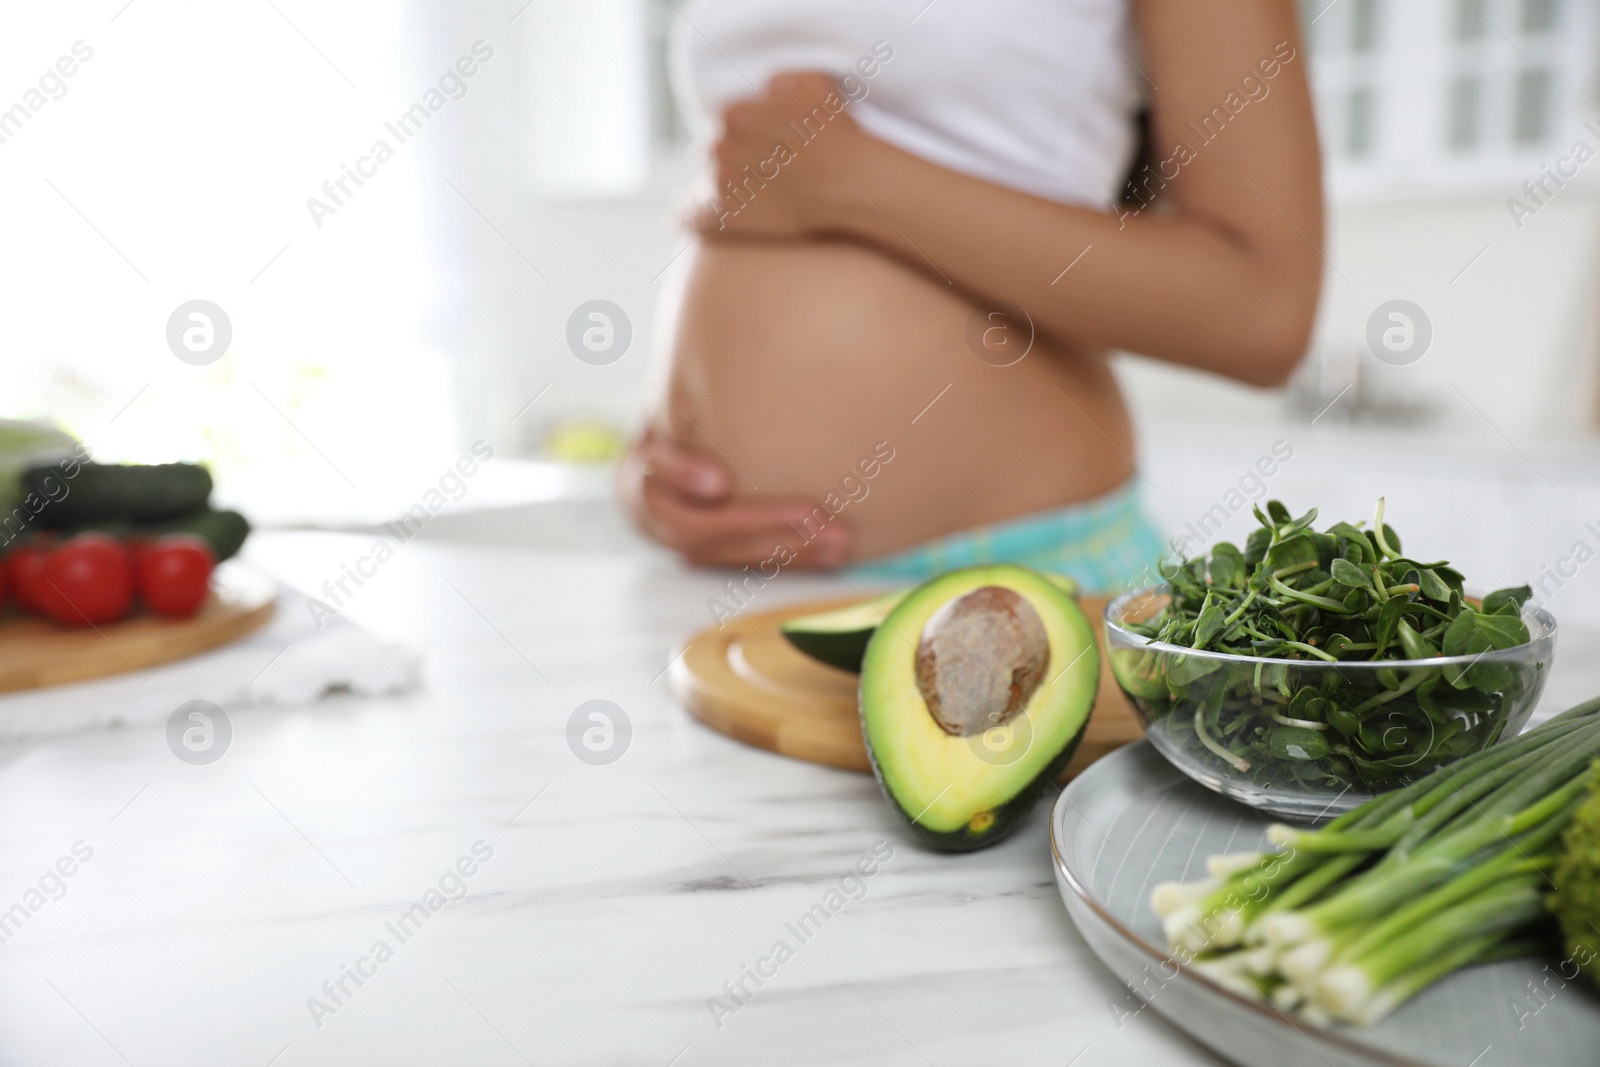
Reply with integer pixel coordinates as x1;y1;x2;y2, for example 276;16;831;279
0;564;277;693
669;593;1144;783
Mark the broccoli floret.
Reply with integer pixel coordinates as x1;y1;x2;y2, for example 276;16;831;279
1548;761;1600;988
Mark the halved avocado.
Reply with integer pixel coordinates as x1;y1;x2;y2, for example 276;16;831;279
782;573;1079;674
859;565;1099;851
779;590;909;672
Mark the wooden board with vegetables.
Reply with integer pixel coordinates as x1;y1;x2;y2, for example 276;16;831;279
0;564;275;693
670;581;1145;803
0;459;271;692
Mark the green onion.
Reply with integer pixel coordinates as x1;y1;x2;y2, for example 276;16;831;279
1151;696;1600;1025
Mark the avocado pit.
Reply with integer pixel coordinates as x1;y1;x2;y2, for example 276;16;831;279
914;586;1051;736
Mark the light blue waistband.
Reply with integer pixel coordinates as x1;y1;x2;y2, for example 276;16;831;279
846;480;1166;594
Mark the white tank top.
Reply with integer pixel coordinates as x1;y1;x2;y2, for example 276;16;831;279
670;0;1144;209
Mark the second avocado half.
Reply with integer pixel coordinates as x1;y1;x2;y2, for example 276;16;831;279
859;564;1100;852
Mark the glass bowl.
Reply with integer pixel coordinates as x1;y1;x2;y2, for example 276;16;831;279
1103;585;1557;821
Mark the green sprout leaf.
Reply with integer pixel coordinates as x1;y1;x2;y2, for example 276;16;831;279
1482;585;1533;616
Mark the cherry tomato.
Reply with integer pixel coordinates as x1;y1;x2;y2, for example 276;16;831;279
109;537;137;572
136;535;215;617
8;543;53;614
36;534;134;626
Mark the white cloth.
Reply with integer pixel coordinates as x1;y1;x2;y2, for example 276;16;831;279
0;582;421;741
670;0;1144;208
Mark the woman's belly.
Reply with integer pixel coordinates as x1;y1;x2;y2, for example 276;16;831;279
660;239;1136;560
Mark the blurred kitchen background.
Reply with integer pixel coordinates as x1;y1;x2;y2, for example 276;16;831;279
5;0;1600;619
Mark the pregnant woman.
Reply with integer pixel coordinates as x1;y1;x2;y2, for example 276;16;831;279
620;0;1322;591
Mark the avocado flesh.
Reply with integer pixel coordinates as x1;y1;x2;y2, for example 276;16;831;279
859;565;1099;851
782;573;1079;674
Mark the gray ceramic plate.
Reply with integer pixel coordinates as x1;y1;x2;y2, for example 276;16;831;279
1051;741;1600;1067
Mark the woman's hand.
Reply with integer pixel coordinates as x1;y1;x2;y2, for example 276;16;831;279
725;3;1323;387
692;72;866;240
618;428;852;569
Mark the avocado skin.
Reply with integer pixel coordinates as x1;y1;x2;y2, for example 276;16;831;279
780;628;876;673
857;565;1099;853
781;590;909;672
862;715;1088;852
23;462;213;528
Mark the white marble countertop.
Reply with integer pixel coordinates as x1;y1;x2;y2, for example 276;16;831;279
2;520;1595;1066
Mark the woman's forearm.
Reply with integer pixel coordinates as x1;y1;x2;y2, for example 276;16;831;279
827;133;1320;387
696;3;1322;385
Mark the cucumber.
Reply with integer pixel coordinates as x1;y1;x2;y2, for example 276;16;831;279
5;508;252;563
148;508;251;561
23;462;213;528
